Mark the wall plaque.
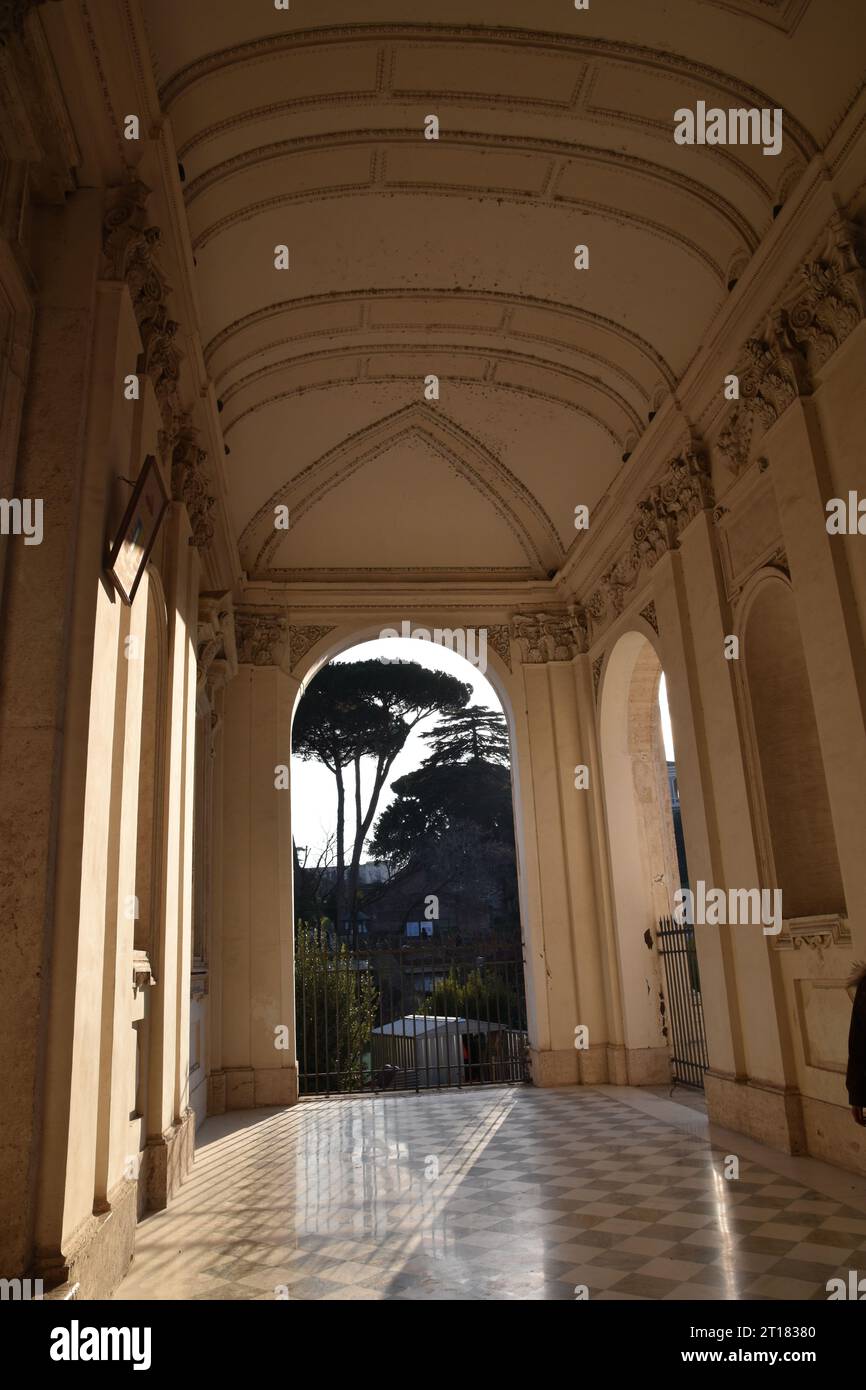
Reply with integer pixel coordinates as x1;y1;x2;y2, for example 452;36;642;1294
105;454;169;605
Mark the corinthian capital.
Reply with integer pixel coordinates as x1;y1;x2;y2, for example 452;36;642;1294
171;420;215;550
511;608;587;664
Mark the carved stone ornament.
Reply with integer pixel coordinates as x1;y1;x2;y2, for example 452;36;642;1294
102;181;168;324
486;624;513;672
235;612;288;667
716;218;865;476
583;448;712;639
639;600;659;636
716;406;754;476
738;323;810;433
780;218;866;370
592;654;604;700
197;594;237;699
287;624;336;669
511;608;587;664
773;914;851;958
172;419;215;550
102;181;218;551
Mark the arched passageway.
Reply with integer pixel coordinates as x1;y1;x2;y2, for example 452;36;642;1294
288;634;530;1096
599;629;701;1088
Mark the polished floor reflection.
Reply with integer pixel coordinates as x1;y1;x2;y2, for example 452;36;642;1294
114;1086;866;1301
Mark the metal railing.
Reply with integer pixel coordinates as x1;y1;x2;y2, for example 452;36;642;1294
295;932;529;1096
656;915;709;1090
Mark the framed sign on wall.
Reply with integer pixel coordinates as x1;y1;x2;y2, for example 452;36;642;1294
105;454;170;605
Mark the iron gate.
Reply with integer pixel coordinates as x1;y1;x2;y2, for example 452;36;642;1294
295;931;529;1096
656;915;709;1089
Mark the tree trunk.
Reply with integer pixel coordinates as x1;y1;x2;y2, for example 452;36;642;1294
334;758;346;938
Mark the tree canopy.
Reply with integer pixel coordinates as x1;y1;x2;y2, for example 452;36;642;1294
292;659;471;942
367;710;519;939
369;759;515;867
419;706;509;766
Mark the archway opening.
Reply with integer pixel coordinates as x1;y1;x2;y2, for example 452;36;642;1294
290;633;528;1096
600;630;705;1089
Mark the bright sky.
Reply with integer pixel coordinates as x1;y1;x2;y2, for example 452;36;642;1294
291;639;678;862
659;673;675;760
290;637;502;863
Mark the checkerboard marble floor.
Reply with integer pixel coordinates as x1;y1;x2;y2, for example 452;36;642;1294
114;1085;866;1301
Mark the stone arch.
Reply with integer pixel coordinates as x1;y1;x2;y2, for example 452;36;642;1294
736;569;846;921
288;618;540;1052
598;625;682;1083
290;618;517;729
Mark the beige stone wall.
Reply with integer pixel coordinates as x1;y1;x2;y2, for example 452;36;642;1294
0;176;209;1292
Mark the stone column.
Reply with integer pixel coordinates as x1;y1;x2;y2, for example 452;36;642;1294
0;191;106;1280
216;614;298;1109
191;594;236;1126
651;548;742;1085
667;511;804;1151
143;502;199;1208
510;612;610;1086
767;397;866;941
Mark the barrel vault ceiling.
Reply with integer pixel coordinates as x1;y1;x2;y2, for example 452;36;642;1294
140;0;866;586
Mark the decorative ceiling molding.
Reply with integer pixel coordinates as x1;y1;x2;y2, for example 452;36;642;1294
240;403;564;579
158;24;816;164
221;341;641;443
191;166;731;282
204;287;677;392
185;127;758;264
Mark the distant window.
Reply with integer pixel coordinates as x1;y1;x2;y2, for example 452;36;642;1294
406;920;434;938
